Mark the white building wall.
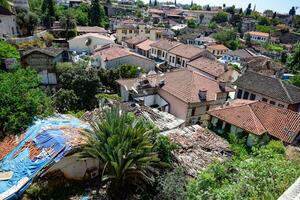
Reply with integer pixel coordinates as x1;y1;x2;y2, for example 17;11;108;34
0;15;18;38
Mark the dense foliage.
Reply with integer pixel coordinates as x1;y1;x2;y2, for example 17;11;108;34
187;141;300;200
212;11;228;24
288;42;300;72
0;41;20;59
0;68;53;136
16;8;38;36
213;29;243;50
81;107;161;200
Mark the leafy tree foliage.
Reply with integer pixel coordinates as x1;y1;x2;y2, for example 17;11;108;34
0;68;53;136
0;0;10;10
190;4;201;10
212;11;228;24
258;16;271;26
289;6;296;16
16;8;38;36
90;0;100;26
187;141;300;200
255;25;274;33
213;29;242;50
0;40;20;59
289;74;300;87
53;89;79;113
58;66;100;111
81;107;160;200
245;3;252;15
41;0;56;28
187;19;197;28
288;42;300;72
59;9;77;39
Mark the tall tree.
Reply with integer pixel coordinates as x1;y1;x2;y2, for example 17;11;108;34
90;0;100;26
16;8;38;36
41;0;55;28
59;10;77;40
289;6;296;16
154;0;157;6
288;42;300;72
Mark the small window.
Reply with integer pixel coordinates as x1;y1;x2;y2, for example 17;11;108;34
270;101;276;105
191;108;196;116
237;89;243;99
250;93;256;100
278;104;285;108
262;98;268;102
243;91;249;99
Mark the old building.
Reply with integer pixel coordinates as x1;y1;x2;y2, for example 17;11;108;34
208;100;300;146
91;45;155;72
241;18;256;34
21;48;68;85
245;31;270;43
116;68;233;126
207;44;229;57
150;39;181;62
68;33;115;53
135;39;155;58
76;26;107;35
184;10;219;24
167;44;214;68
116;23;168;43
234;71;300;112
220;49;254;64
0;6;18;38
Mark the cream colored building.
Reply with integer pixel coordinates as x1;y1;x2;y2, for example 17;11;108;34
116;24;165;43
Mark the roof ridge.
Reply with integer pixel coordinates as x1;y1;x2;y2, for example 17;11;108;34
279;79;294;103
248;104;267;134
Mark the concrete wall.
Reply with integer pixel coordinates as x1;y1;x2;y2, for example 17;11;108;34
69;36;114;53
0;14;18;38
158;89;188;120
47;155;99;180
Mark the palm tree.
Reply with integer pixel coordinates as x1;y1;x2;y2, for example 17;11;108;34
81;107;160;200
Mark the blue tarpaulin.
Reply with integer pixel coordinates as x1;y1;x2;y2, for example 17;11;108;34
0;115;90;200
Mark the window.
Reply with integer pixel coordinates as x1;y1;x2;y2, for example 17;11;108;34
270;101;276;105
169;56;171;62
250;93;256;100
236;89;243;99
243;91;249;99
182;60;185;67
122;30;127;34
172;57;175;63
129;30;132;33
262;98;268;102
191;108;196;116
278;104;285;108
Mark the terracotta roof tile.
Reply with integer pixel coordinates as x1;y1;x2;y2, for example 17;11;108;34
208;44;229;51
169;44;207;59
208;100;300;143
136;39;156;51
246;31;270;38
93;46;131;61
117;69;234;103
150;39;181;51
188;57;225;77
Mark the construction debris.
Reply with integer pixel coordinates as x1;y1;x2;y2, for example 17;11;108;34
162;125;232;177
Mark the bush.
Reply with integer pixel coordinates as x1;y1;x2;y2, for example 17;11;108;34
154;136;177;164
0;40;20;59
187;140;300;200
156;167;187;200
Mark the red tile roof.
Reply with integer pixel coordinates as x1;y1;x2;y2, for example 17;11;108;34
207;44;229;51
136;39;156;51
188;57;225;78
117;69;234;103
208;100;300;143
93;46;131;61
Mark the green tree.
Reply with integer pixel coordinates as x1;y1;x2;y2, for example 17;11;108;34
0;40;20;59
288;42;300;72
59;10;77;40
212;11;228;23
90;0;100;26
245;3;252;15
59;67;100;111
213;29;242;50
41;0;55;28
258;16;271;26
81;107;160;200
190;4;201;10
0;68;53;136
187;19;197;28
289;74;300;87
135;0;144;8
16;8;38;36
53;89;79;113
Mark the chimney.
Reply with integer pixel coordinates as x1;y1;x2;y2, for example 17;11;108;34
159;79;165;87
219;81;226;92
198;89;207;102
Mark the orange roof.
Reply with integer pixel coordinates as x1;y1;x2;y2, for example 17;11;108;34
93;46;131;61
136;39;156;51
117;69;234;103
207;44;229;51
247;31;270;37
188;57;225;78
208;100;300;143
